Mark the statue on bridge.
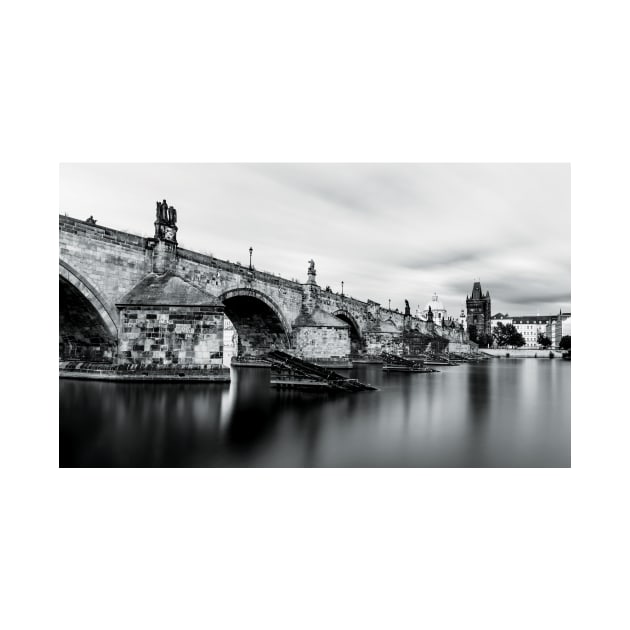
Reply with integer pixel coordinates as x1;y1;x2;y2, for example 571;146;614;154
154;199;178;242
404;299;411;317
155;200;177;225
427;305;434;323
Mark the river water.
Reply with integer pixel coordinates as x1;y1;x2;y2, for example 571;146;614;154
59;359;570;467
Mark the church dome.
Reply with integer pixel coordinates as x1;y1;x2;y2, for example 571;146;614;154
425;293;445;312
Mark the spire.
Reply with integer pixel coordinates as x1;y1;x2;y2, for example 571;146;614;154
471;280;483;300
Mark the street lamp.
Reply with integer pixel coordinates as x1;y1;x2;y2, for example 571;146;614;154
341;281;344;297
388;299;391;310
249;246;253;270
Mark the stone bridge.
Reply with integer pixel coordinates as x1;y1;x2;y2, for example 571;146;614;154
59;205;467;366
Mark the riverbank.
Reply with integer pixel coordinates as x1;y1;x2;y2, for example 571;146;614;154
59;361;231;382
481;348;563;358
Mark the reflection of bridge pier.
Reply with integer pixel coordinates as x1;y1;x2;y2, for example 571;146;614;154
59;206;471;372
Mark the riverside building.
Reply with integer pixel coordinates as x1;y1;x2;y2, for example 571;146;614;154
510;315;550;348
546;311;571;348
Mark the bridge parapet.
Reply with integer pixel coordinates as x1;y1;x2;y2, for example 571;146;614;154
59;215;152;311
177;247;303;292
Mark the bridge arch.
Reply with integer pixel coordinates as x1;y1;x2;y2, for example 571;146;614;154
333;309;364;355
219;288;292;357
59;260;119;360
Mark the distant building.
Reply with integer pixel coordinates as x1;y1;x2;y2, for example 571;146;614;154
419;293;448;325
466;281;492;337
510;315;550;348
458;309;467;329
490;313;512;327
488;311;571;348
546;311;571;348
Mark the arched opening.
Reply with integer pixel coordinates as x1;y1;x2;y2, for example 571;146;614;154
220;289;291;359
333;310;363;356
59;275;117;361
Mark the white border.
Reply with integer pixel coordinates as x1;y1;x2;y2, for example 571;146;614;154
3;1;627;629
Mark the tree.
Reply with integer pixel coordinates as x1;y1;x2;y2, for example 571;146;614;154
493;322;508;346
478;332;493;348
505;324;525;348
468;326;478;343
493;323;525;348
559;335;571;350
506;325;526;348
537;333;552;349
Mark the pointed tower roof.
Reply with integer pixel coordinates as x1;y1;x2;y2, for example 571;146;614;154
471;281;483;300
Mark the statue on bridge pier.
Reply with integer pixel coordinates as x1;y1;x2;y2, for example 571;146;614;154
404;300;411;317
154;199;178;242
155;199;178;226
307;259;317;284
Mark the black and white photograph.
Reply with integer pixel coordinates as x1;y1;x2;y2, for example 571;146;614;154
60;163;571;467
4;1;628;629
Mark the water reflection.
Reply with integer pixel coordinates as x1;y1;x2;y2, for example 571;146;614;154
60;360;571;467
224;367;275;448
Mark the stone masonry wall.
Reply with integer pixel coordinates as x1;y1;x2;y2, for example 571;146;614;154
365;332;402;356
293;327;351;360
118;305;224;367
59;276;116;361
176;249;304;328
59;216;151;311
229;310;289;357
448;342;474;354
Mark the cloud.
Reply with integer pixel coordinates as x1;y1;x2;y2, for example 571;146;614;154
59;163;571;318
399;249;491;270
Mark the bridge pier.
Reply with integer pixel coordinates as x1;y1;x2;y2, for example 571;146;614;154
112;210;229;375
116;272;227;369
291;261;352;362
364;317;403;357
292;317;351;362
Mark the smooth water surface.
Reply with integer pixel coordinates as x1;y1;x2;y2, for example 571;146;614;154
59;359;570;467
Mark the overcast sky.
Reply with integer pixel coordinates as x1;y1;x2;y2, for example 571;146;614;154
59;164;570;317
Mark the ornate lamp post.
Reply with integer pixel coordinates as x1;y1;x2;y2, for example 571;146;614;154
249;246;253;270
388;299;391;310
341;281;344;297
